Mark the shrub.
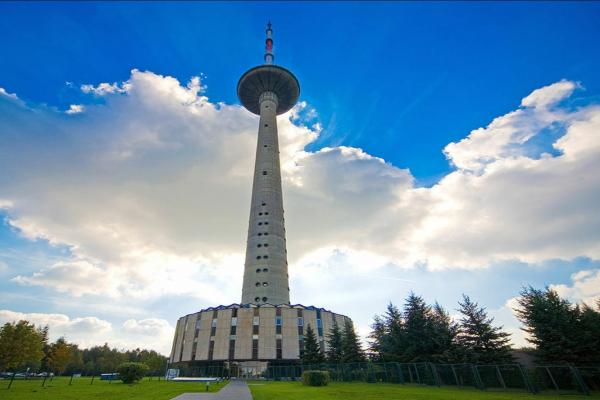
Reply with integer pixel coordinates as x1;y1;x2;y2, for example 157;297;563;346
117;362;149;384
302;370;330;386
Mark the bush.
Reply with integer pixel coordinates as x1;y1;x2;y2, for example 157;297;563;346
302;370;330;386
117;362;149;384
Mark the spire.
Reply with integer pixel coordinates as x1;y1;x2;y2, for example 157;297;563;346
264;21;274;65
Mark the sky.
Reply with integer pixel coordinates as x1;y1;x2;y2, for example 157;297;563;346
1;1;600;355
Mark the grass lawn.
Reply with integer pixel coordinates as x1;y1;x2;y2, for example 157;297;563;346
249;381;600;400
1;376;227;400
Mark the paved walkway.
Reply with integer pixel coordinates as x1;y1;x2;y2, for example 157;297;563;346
170;380;253;400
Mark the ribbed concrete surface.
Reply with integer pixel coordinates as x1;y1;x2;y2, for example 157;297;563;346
170;380;252;400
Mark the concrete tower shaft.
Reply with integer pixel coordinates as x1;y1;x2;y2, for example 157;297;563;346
241;91;289;305
238;23;300;305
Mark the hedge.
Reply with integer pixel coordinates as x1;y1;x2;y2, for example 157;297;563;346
302;370;330;386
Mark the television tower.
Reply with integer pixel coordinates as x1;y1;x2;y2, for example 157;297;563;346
237;22;300;305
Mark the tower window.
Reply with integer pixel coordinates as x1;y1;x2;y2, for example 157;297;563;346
262;202;266;206
262;297;268;302
256;268;261;273
263;255;269;259
264;222;269;225
262;171;267;175
264;244;269;247
258;222;263;226
252;339;259;360
254;297;260;302
258;233;262;236
255;282;260;287
264;145;268;148
257;244;262;248
229;339;235;360
264;232;269;236
263;282;268;287
265;212;269;215
259;212;263;216
256;256;261;260
263;268;269;272
264;124;268;127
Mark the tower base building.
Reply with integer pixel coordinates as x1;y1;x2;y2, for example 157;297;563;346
169;23;354;377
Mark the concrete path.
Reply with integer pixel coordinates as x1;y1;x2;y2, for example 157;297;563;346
170;380;253;400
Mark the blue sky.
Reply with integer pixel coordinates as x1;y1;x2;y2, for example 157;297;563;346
3;2;600;182
1;2;600;353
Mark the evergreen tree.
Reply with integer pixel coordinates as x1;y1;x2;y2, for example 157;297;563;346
369;303;405;362
301;324;324;364
576;304;600;364
341;320;365;363
402;292;434;362
458;294;512;363
368;315;386;361
515;286;600;364
326;320;343;363
430;303;460;363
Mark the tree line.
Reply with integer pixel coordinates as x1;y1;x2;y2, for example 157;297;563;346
301;319;366;365
368;288;600;365
303;286;600;366
0;322;167;375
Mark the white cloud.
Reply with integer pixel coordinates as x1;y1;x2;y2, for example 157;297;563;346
0;71;599;330
123;318;170;335
81;82;129;96
521;79;580;108
65;104;84;114
551;269;600;305
0;310;174;354
0;87;19;101
443;81;581;172
0;310;111;338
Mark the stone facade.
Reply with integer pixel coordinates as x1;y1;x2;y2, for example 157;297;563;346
169;304;351;363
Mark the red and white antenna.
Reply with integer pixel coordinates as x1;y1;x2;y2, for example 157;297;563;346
264;21;274;64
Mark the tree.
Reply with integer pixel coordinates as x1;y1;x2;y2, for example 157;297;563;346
341;320;365;363
368;315;386;361
576;304;600;364
325;320;343;363
429;303;460;363
369;303;405;362
117;362;149;384
126;348;167;376
302;324;324;364
402;292;434;362
457;295;512;363
0;320;46;371
515;286;600;364
46;338;73;375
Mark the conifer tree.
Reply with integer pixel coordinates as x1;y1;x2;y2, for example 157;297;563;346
515;286;600;364
369;303;405;362
301;324;324;364
326;320;343;363
430;302;460;363
368;315;386;361
403;292;433;361
341;320;365;363
458;294;512;363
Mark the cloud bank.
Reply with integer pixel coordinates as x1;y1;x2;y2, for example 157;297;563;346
1;71;599;351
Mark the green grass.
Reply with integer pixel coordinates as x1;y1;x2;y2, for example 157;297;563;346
1;376;227;400
249;381;600;400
